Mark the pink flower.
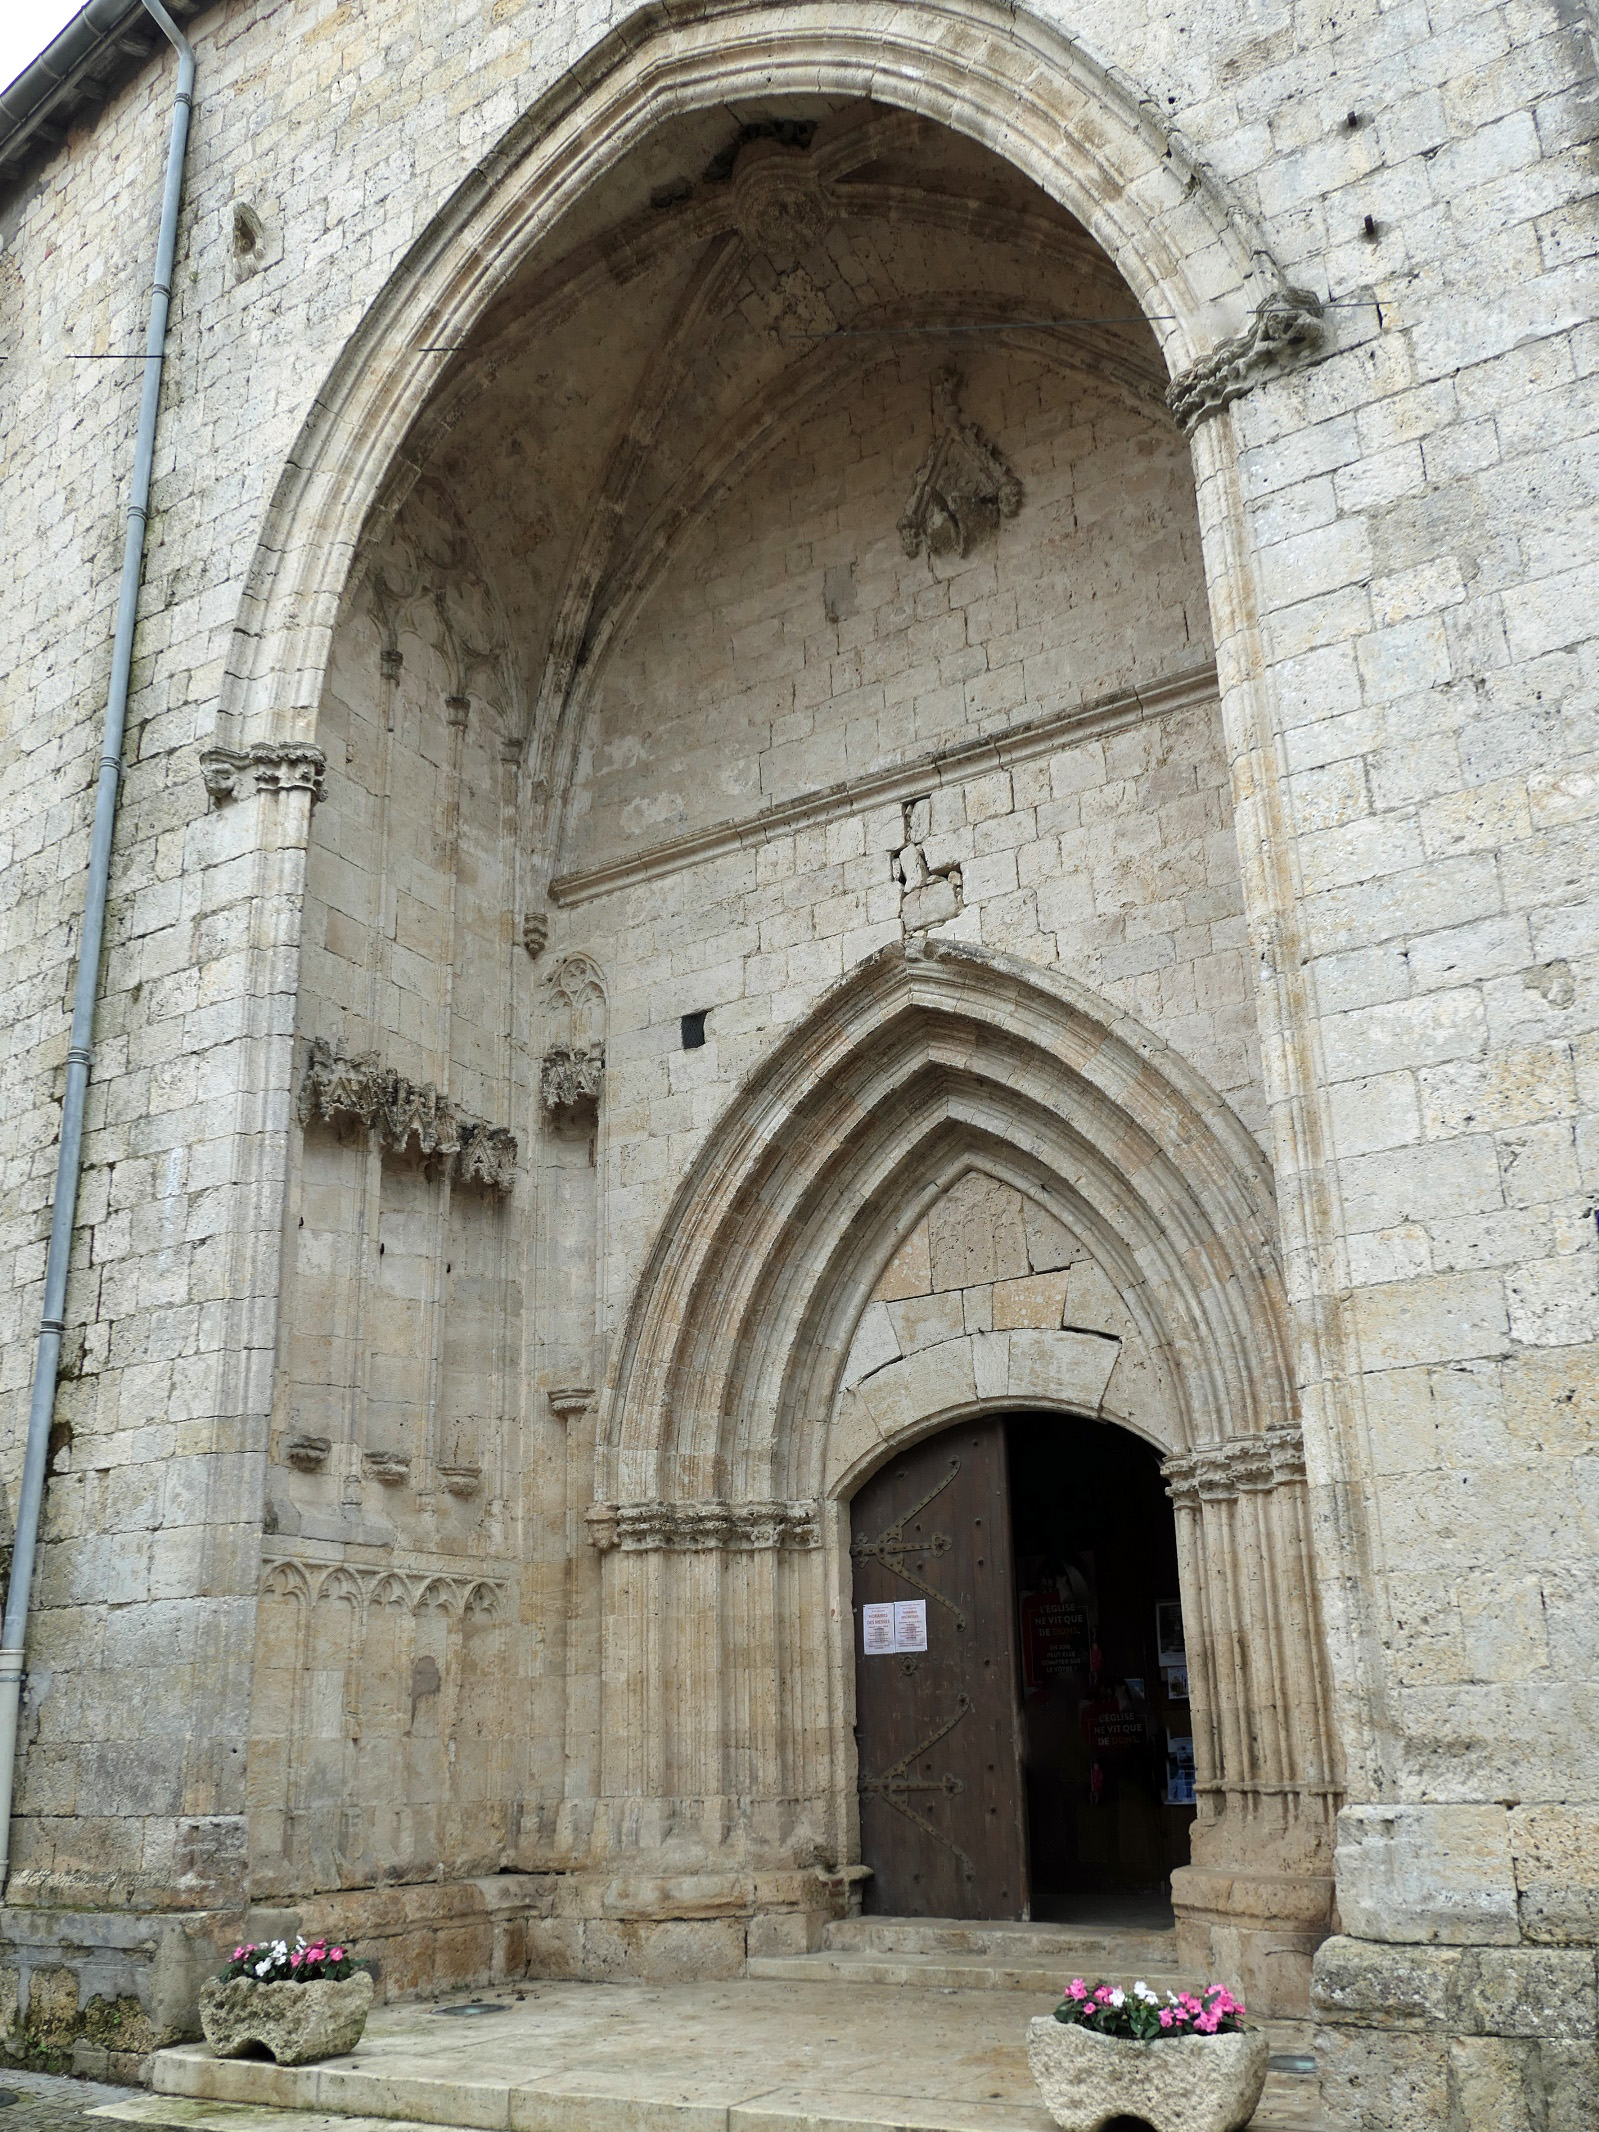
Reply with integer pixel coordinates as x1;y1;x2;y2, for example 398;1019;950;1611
233;1947;245;1960
1065;1979;1088;2000
1158;2008;1174;2029
331;1948;345;1961
1093;1986;1114;2003
1197;2011;1220;2034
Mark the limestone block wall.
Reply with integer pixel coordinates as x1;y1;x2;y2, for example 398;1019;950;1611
568;345;1211;853
250;484;533;1899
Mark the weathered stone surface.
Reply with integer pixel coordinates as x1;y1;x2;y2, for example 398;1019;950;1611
1334;1805;1520;1945
198;1974;372;2067
1025;2016;1270;2132
1312;1933;1599;2041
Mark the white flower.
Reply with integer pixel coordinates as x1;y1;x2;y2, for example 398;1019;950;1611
1108;1987;1125;2008
1134;1982;1158;2004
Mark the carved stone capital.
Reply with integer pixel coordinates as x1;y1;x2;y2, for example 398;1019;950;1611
541;1043;605;1119
200;741;327;806
547;1386;596;1422
298;1037;517;1190
1166;287;1327;432
586;1498;821;1553
1162;1426;1307;1508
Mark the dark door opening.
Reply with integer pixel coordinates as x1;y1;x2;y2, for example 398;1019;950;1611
850;1410;1194;1923
1009;1411;1195;1926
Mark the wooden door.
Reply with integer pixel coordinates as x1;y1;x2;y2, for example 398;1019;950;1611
850;1419;1028;1918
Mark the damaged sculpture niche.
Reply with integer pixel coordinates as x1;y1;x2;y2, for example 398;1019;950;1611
298;1038;518;1191
898;367;1023;562
541;953;608;1126
893;795;962;933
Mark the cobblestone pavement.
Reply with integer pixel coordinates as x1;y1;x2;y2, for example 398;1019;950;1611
0;2073;130;2132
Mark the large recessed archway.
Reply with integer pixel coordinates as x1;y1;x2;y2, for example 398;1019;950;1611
241;0;1347;2026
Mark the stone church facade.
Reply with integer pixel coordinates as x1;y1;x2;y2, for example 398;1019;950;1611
0;0;1595;2123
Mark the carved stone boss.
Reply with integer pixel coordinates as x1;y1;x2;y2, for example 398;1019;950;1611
1165;288;1327;433
586;1499;821;1552
298;1036;517;1190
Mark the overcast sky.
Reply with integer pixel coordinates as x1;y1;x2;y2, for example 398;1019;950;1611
3;1;93;100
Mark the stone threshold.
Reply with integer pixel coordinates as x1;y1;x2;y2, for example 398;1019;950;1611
107;1976;1324;2132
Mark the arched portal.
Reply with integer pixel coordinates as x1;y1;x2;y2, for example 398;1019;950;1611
245;0;1343;2024
597;944;1341;2011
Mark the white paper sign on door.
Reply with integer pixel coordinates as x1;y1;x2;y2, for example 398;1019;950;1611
862;1599;929;1653
862;1602;897;1654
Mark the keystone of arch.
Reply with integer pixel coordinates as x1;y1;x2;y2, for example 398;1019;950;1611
221;0;1300;747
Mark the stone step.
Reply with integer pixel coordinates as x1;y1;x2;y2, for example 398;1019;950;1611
819;1915;1182;1968
746;1949;1193;1995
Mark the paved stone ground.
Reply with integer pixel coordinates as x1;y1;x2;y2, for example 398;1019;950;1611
0;2073;131;2132
135;1979;1324;2131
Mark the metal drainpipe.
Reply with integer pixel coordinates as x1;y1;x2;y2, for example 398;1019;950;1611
0;0;195;1897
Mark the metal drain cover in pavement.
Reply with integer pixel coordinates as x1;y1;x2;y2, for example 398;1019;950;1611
435;2001;507;2016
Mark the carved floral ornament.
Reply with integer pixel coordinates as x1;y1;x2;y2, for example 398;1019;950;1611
298;1036;517;1190
200;740;327;806
1165;287;1327;432
586;1499;821;1553
1160;1425;1307;1508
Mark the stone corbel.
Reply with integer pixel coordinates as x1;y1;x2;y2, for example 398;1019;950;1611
1166;287;1327;432
200;740;327;806
547;1386;596;1423
898;366;1022;560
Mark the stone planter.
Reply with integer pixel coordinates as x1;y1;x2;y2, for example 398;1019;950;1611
1026;2014;1270;2132
199;1971;373;2066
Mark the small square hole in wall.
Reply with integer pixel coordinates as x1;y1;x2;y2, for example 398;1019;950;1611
681;1010;709;1050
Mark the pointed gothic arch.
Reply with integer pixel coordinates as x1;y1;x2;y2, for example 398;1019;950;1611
592;943;1340;2008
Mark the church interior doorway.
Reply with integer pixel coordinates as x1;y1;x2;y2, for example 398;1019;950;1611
850;1412;1195;1921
